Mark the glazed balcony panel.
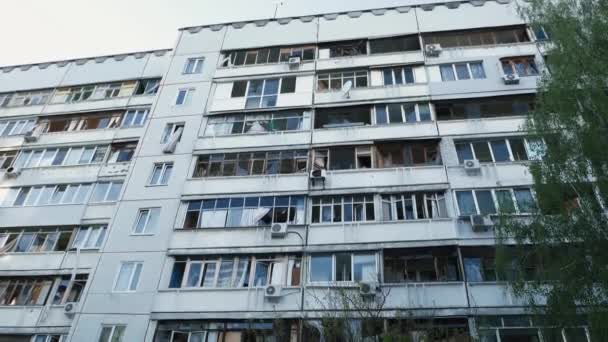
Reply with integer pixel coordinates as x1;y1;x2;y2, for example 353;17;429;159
447;163;532;189
315;166;448;191
0;205;86;227
169;226;306;252
312;122;438;145
153;287;301;314
42;97;131;115
183;174;309;196
195;130;311;151
305;283;467;311
315;51;424;72
437;117;526;136
307;219;458;247
467;283;546;308
314;84;429;105
215;62;315;79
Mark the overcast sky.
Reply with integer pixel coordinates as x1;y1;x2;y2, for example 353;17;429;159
1;0;413;67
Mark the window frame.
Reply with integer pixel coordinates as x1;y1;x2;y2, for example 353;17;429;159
175;88;195;106
311;195;376;224
439;61;486;81
98;324;127;342
455;137;542;164
381;66;416;86
148;162;174;186
71;226;107;250
183;57;205;74
120;108;149;127
381;192;448;221
317;70;369;91
501;56;539;77
132;208;160;235
373;102;433;124
308;252;378;284
455;188;537;216
113;262;143;293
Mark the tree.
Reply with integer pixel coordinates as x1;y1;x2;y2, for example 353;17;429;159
496;0;608;340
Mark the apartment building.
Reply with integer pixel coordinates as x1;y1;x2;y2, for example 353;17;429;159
0;0;590;341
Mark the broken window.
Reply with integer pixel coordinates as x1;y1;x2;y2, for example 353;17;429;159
225;45;315;67
369;35;420;54
311;195;375;223
320;40;367;58
314;106;371;128
383;247;461;283
205;110;310;136
0;150;16;169
501;56;539;77
435;95;535;120
134;78;161;95
381;192;448;221
424;26;530;48
317;70;368;91
193;150;308;177
375;140;441;167
182;196;305;229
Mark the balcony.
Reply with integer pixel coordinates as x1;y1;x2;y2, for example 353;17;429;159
43;96;131;115
313;165;448;192
0;306;73;329
447;162;532;189
196;130;311;151
0;205;86;227
183;174;309;196
316;51;424;72
314;84;429;105
437;116;526;136
0;105;45;119
6;164;104;187
153;287;301;314
312;122;438;145
307;219;458;247
215;62;316;79
169;225;306;252
467;282;546;308
35;129;117;146
305;283;467;311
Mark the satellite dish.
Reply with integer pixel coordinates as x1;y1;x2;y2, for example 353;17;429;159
341;80;353;99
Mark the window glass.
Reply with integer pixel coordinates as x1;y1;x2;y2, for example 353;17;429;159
490;140;510;162
456;143;474;163
475;190;497;215
509;138;528;161
440;65;456;81
456;191;476;216
280;77;296;94
514;189;536;213
473;142;493;162
470;62;486;79
455;64;471;80
335;253;352;282
495;190;516;213
310;255;332;282
353;254;376;282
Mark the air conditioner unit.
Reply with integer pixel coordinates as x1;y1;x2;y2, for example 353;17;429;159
470;214;494;232
264;284;283;298
310;169;327;180
359;282;379;296
425;44;442;57
463;159;481;173
502;73;520;85
288;56;301;68
4;167;20;178
270;223;288;238
63;302;79;316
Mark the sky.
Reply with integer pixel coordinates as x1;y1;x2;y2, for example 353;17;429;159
0;0;414;67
